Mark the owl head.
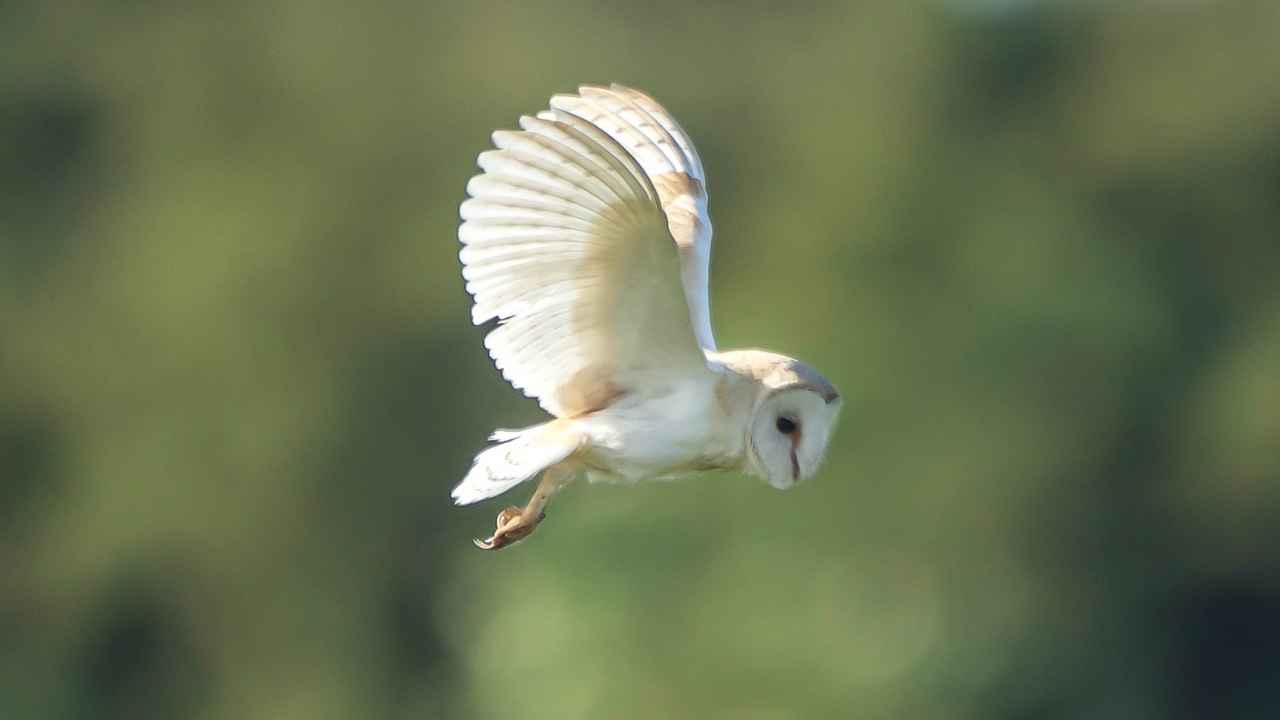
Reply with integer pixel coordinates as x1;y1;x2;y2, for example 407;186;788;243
718;350;842;489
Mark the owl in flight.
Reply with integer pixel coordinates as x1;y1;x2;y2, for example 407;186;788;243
454;85;841;549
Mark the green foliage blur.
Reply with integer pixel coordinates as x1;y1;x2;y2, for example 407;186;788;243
4;1;1279;718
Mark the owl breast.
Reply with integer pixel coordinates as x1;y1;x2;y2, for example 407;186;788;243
574;373;743;483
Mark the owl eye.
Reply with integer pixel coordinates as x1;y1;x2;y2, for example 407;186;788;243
775;416;798;435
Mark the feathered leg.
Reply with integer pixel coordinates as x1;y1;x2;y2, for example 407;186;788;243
472;462;576;550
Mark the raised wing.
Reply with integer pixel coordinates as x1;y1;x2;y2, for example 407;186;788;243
549;85;716;351
460;91;710;418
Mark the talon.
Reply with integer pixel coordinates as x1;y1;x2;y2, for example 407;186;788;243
495;506;523;530
471;507;546;551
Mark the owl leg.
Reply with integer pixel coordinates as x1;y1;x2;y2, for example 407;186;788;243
473;463;575;550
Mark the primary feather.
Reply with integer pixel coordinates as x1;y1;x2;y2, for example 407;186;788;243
548;85;716;351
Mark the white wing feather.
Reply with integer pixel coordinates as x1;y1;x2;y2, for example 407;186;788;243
549;85;716;351
460;87;713;418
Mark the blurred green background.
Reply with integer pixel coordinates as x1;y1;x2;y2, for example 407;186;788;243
3;1;1279;718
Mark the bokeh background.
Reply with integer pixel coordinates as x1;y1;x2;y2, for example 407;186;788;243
4;1;1279;718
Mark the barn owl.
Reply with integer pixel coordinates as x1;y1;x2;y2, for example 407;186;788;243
454;84;841;549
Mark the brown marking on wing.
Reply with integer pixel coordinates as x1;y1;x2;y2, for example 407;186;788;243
652;172;702;205
651;172;703;252
555;365;627;418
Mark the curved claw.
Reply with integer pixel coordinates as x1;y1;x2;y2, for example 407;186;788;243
496;506;523;529
470;509;547;551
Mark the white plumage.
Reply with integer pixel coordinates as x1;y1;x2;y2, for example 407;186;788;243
450;425;579;506
453;85;841;550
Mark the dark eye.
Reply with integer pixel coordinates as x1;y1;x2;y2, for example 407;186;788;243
776;416;797;434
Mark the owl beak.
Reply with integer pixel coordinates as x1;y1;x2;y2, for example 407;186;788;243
788;429;802;483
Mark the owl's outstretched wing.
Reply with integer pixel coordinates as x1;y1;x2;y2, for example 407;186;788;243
551;85;716;352
460;86;712;418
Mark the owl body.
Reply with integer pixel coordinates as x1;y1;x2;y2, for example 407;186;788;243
451;85;841;547
576;361;746;484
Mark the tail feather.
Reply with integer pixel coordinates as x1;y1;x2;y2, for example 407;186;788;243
451;422;579;505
